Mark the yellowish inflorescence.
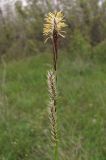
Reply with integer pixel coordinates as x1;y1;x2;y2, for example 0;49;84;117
43;11;67;42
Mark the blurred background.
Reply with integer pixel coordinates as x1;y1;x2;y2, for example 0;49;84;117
0;0;106;60
0;0;106;160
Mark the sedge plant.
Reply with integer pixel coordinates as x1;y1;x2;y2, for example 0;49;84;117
43;11;67;160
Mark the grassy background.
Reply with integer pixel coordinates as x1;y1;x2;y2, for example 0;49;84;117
0;53;106;160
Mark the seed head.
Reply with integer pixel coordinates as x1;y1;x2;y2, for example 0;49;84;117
43;11;67;42
47;70;57;144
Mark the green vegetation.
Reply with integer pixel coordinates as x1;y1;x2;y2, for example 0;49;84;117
0;53;105;160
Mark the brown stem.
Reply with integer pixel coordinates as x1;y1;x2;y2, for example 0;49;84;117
52;30;58;72
52;39;56;71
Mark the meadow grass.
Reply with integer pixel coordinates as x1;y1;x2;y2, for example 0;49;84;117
0;53;106;160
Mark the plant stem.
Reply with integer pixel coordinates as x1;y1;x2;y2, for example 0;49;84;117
53;32;59;160
52;30;58;72
54;140;59;160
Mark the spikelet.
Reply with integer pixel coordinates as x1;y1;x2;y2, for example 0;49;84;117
43;11;67;71
43;11;67;42
47;70;57;145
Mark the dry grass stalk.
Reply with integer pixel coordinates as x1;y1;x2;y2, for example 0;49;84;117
43;11;67;160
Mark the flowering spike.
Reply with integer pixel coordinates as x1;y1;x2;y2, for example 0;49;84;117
43;11;67;42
